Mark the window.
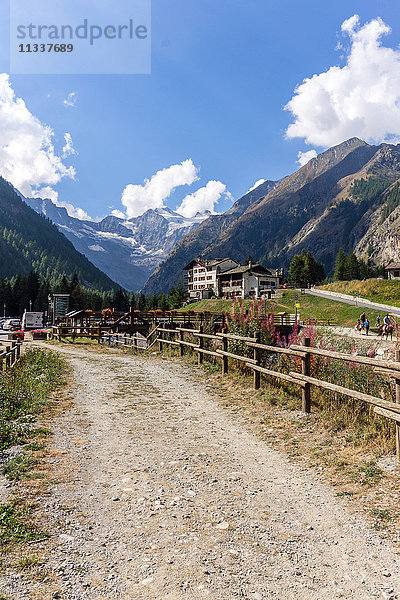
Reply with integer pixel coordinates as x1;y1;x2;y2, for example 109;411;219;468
394;271;400;277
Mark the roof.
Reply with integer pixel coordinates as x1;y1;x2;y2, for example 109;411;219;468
219;263;279;277
385;263;400;270
183;257;235;270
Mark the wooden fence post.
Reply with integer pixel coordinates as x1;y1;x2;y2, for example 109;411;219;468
198;325;203;365
395;349;400;464
179;329;184;357
302;337;311;413
253;332;261;390
222;335;228;375
16;341;21;360
159;325;164;352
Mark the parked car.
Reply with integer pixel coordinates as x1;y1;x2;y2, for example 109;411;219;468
2;319;21;331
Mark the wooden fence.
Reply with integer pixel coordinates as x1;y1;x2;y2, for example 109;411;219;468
101;325;400;462
51;326;103;342
0;341;22;373
100;325;161;351
51;312;335;341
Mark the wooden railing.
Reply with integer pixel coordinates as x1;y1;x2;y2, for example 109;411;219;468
0;341;22;373
51;326;103;342
150;325;400;461
99;325;162;351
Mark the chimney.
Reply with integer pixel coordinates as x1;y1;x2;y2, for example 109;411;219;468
248;259;252;269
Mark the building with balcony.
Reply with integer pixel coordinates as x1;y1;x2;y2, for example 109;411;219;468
218;261;282;299
183;257;239;299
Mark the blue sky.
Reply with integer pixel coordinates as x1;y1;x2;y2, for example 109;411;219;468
0;0;399;220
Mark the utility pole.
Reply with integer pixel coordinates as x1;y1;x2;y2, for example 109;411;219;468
3;303;5;318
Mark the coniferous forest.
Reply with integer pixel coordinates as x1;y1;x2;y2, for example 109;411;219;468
0;271;187;318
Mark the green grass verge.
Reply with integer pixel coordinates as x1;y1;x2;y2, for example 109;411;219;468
0;501;46;548
318;279;400;308
0;348;68;451
179;291;383;326
2;453;39;481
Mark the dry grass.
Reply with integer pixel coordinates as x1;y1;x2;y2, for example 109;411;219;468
318;278;400;307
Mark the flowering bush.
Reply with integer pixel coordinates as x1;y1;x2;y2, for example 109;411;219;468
8;330;24;340
224;299;276;364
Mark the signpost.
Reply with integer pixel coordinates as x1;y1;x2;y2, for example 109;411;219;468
51;294;70;324
295;299;300;323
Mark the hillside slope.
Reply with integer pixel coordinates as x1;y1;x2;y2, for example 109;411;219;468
142;179;277;294
0;177;117;290
26;198;208;291
146;138;400;293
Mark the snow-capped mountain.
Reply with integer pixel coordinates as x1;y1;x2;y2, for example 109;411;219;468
24;197;207;290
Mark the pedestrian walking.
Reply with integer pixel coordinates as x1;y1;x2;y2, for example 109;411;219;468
364;318;370;336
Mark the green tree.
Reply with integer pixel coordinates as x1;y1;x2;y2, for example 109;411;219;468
289;250;325;287
334;248;347;280
167;282;186;308
345;253;360;280
288;255;304;286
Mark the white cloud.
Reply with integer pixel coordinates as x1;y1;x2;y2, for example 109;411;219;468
0;73;75;198
247;178;266;193
111;209;126;219
31;183;92;221
62;133;77;158
54;199;92;220
285;15;400;147
121;159;199;218
177;180;230;218
297;149;317;167
63;92;77;107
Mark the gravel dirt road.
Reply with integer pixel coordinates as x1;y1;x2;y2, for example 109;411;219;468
4;344;400;599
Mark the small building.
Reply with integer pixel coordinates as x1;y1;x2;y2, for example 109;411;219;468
183;257;239;299
218;261;282;299
385;262;400;280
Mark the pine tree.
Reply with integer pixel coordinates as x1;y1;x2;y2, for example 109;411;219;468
334;248;347;280
345;253;360;280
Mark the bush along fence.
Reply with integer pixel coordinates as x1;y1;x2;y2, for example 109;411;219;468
97;319;400;462
0;341;22;373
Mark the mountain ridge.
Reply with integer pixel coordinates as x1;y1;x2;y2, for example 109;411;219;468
143;138;400;294
0;177;118;290
25;198;208;291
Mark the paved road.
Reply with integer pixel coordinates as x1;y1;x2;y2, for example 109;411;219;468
303;288;400;317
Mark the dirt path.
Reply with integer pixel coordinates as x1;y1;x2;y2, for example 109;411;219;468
5;344;400;599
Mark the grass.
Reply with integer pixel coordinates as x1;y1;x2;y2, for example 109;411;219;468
318;278;400;308
0;348;68;451
357;461;385;485
179;292;383;326
0;501;46;548
2;453;38;481
370;507;393;521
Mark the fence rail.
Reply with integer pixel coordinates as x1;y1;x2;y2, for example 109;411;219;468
150;324;400;461
0;341;22;373
54;319;400;461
